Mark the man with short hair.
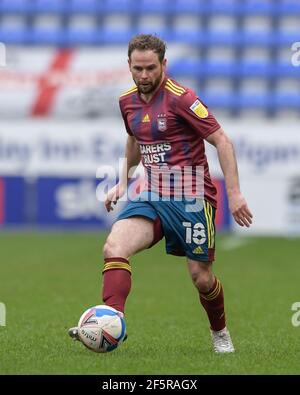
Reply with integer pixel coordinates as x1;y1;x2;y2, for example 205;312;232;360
70;34;253;353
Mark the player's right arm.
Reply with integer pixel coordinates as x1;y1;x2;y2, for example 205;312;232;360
105;135;141;212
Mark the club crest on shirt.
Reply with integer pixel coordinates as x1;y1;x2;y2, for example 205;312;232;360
190;99;208;119
157;114;167;132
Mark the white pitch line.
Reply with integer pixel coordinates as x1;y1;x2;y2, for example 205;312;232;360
220;236;251;251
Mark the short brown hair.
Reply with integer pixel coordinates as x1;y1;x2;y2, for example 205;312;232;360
128;34;166;62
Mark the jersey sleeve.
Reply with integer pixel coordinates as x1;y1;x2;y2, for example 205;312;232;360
119;99;133;136
177;90;221;139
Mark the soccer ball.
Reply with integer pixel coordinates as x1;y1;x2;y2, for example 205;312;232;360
77;305;126;353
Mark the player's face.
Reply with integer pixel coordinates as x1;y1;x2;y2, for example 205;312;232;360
129;50;166;95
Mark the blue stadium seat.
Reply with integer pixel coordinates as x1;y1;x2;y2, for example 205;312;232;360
201;92;300;110
169;60;297;79
278;0;300;15
274;93;300;108
137;0;173;14
0;27;67;45
0;26;298;47
1;0;300;15
67;28;136;45
173;0;300;15
66;28;97;45
103;0;137;14
0;27;28;44
33;0;67;14
172;30;299;47
0;0;30;14
0;0;298;114
68;0;102;14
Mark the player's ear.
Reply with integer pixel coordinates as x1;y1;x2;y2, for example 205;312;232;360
162;58;167;69
128;58;131;70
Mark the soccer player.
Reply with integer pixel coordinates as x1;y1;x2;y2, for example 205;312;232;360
69;34;253;353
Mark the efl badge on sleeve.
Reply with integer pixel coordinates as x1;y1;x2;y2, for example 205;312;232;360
157;114;167;132
190;99;208;118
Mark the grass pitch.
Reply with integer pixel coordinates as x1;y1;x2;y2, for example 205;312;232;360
0;232;299;375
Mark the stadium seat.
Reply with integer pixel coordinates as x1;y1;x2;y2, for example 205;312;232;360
0;0;30;14
201;92;300;110
171;30;300;47
169;60;297;79
137;0;172;14
0;26;298;49
67;28;135;45
33;0;67;14
1;0;300;16
68;0;102;14
0;0;298;114
103;0;133;14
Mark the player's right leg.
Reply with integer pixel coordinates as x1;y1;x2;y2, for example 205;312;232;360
101;216;156;314
103;217;155;260
100;194;163;316
68;215;161;342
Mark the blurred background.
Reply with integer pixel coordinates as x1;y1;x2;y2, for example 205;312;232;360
0;0;299;235
0;0;300;375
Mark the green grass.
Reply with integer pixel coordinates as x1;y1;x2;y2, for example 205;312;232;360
0;232;299;375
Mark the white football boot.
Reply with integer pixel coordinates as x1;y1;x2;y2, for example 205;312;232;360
68;324;128;342
210;327;235;353
68;327;80;341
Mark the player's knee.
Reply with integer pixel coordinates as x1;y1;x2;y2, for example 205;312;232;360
103;236;126;259
192;274;212;293
103;238;117;259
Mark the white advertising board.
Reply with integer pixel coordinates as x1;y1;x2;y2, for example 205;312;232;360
0;118;299;235
205;119;300;235
0;119;126;176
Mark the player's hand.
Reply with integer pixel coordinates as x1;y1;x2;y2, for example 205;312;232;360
228;192;253;227
105;184;126;213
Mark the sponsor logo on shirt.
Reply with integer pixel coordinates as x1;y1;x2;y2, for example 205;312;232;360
140;143;171;165
189;99;208;119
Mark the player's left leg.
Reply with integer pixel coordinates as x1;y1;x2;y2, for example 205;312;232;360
187;259;221;327
187;259;234;353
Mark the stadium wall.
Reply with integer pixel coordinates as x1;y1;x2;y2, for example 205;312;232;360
0;119;299;235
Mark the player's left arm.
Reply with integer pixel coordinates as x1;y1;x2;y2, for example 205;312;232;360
206;127;253;227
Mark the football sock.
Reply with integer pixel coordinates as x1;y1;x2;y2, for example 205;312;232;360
102;257;131;314
199;277;226;331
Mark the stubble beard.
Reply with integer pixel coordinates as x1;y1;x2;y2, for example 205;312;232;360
136;71;163;95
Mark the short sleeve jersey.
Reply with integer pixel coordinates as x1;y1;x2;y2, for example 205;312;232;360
119;77;220;207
